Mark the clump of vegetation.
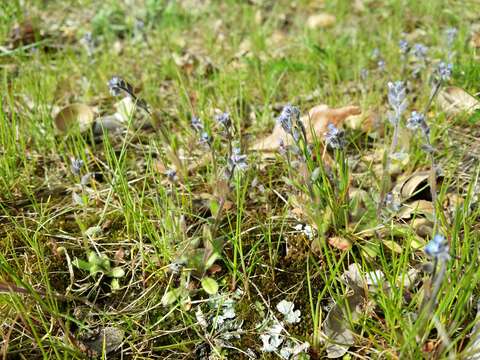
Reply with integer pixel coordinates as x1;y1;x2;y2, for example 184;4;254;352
1;1;480;359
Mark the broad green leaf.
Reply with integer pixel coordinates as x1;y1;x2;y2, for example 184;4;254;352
89;264;102;276
201;277;219;295
99;254;111;271
209;199;219;217
72;258;91;271
110;267;125;278
382;240;402;253
88;252;99;265
205;252;219;269
161;289;180;306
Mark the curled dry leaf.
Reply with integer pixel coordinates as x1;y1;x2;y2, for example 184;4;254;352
251;104;361;152
393;171;441;202
306;13;336;29
437;87;480;116
54;104;95;133
323;301;356;358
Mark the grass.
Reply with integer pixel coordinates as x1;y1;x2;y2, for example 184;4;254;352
1;0;480;358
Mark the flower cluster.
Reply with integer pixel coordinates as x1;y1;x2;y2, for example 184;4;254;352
277;104;304;143
407;111;429;136
191;116;212;146
226;147;248;177
412;43;428;60
71;158;84;176
425;234;450;261
437;61;453;82
399;39;409;55
191;116;203;132
165;168;178;183
108;76;133;97
324;123;346;149
107;76;150;114
387;81;408;125
215;112;232;129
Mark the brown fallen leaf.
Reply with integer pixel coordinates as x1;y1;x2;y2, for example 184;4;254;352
9;21;39;48
251;104;361;152
328;236;352;251
306;13;336;29
397;200;434;220
321;263;366;358
437;86;480;116
412;218;433;238
54;104;95;133
345;111;382;135
82;327;124;356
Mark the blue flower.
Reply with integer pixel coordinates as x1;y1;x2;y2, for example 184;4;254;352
191;116;204;132
324;123;345;149
437;62;453;81
407;111;430;139
228;147;248;174
71;158;84;175
215;112;231;129
107;76;123;97
199;131;212;146
425;234;450;261
377;60;386;71
277;104;300;135
165;168;178;182
406;111;425;130
412;43;428;59
399;39;409;54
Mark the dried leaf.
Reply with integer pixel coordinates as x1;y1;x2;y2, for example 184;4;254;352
92;115;125;135
306;13;336;29
54;104;95;133
344;111;381;135
328;236;352;251
411;218;434;238
114;97;136;122
397;200;434;220
83;327;124;355
323;265;369;358
9;20;39;48
437;87;480;116
471;30;480;49
393;171;436;202
251;104;360;152
323;298;357;358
